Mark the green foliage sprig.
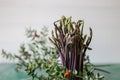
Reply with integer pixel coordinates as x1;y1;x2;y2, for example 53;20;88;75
1;27;58;80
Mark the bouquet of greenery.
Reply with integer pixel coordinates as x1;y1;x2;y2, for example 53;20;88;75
1;16;109;80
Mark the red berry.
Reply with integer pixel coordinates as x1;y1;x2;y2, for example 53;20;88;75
65;72;70;77
34;33;39;37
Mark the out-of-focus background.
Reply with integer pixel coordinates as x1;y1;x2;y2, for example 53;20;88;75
0;0;120;64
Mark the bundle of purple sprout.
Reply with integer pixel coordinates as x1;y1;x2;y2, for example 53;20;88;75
49;16;92;80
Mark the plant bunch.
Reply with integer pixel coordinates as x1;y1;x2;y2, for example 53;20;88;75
1;16;108;80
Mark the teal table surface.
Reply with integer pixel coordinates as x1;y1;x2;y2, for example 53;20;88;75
0;63;120;80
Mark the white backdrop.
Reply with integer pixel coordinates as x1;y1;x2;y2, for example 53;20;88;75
0;0;120;63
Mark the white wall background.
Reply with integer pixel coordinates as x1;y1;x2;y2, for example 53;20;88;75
0;0;120;63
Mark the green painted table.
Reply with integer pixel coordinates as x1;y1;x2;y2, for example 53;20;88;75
0;63;120;80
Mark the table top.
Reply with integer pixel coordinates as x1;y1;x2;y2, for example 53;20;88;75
0;63;120;80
